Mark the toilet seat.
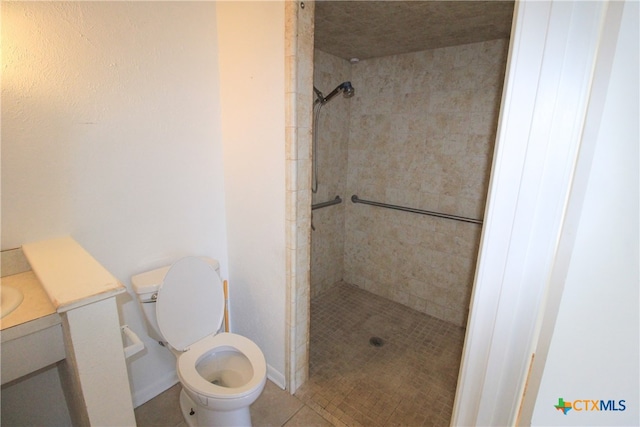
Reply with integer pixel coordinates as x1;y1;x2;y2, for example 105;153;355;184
178;333;267;400
156;257;225;351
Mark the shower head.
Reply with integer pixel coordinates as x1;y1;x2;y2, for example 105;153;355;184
319;81;355;104
342;81;355;98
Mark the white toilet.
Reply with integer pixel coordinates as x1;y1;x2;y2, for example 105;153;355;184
131;256;267;427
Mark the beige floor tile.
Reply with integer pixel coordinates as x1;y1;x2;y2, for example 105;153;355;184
134;383;184;427
251;380;304;426
283;406;334;427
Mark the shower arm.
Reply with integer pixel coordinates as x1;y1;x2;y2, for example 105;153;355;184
321;84;347;104
322;86;342;103
314;82;354;105
322;82;354;104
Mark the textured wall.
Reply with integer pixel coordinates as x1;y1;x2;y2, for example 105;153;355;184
310;50;351;298
344;40;508;326
1;1;227;407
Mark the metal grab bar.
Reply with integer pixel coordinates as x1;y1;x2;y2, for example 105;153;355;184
312;196;343;210
351;195;483;225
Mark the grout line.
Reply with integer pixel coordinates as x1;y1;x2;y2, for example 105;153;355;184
280;406;302;426
278;397;317;427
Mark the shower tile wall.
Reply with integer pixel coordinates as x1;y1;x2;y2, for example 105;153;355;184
344;40;508;326
310;49;351;298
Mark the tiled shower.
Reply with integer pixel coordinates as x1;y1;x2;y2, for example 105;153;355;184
311;39;509;327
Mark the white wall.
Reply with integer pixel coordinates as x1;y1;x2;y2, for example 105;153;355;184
216;1;287;387
531;1;639;425
1;2;228;407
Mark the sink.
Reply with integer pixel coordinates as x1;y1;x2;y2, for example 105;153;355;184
1;285;24;318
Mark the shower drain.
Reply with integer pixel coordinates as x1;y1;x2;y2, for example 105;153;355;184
369;336;384;347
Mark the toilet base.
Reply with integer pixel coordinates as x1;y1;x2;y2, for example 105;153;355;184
179;388;253;427
179;388;197;427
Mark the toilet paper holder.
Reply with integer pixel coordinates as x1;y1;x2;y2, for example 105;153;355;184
121;324;145;359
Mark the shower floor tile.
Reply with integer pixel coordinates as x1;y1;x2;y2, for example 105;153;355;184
295;282;466;427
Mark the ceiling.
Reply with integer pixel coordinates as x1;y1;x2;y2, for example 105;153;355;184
314;1;515;61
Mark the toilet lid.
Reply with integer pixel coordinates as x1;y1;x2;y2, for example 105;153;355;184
156;257;225;351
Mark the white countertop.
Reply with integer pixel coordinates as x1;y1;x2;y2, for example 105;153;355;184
22;237;126;313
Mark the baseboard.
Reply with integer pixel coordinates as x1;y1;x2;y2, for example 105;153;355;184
132;371;179;408
266;364;286;390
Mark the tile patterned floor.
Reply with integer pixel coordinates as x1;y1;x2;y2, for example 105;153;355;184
295;282;466;427
135;282;465;426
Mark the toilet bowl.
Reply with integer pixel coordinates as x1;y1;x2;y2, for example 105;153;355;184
132;257;267;427
178;333;267;426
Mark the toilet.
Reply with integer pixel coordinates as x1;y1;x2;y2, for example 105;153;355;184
131;256;267;427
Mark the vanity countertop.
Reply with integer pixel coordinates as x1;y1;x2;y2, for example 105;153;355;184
22;236;126;313
1;271;59;336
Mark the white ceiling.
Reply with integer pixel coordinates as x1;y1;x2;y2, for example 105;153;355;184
314;1;515;60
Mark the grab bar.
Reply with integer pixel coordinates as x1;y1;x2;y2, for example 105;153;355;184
351;195;483;225
312;196;342;210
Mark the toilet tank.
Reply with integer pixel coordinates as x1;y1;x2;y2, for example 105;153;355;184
131;257;220;344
